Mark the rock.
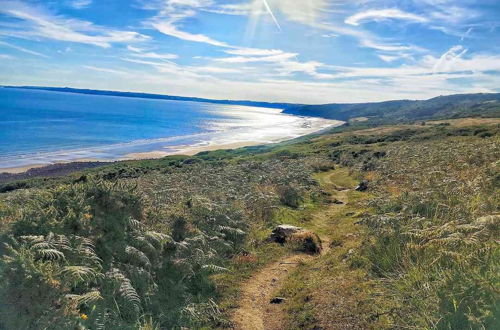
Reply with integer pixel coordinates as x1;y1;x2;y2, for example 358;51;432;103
270;297;286;304
289;231;323;254
270;225;304;243
329;198;344;205
355;180;369;192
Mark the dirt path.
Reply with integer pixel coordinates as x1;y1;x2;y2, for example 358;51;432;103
231;253;314;330
231;170;351;330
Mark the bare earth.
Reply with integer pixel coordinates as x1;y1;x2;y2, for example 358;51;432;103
231;253;314;330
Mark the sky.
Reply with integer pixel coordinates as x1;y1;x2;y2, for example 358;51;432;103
0;0;499;104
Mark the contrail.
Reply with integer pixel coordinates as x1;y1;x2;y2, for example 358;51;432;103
261;0;281;31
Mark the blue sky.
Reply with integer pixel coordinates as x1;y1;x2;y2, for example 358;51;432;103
0;0;499;103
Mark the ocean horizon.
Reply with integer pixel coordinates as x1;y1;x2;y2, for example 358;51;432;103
0;87;341;170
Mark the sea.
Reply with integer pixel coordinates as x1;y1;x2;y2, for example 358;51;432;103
0;87;341;170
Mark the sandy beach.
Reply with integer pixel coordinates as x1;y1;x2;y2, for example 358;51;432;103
126;141;264;159
0;120;344;176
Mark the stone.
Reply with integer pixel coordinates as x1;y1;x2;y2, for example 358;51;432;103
270;225;304;243
355;180;369;192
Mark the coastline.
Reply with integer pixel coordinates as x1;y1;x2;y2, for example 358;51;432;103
0;120;344;177
126;141;265;159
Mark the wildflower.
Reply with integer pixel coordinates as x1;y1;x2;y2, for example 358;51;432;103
83;213;92;220
80;314;88;320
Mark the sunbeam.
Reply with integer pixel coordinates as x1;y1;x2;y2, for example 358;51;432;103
261;0;281;31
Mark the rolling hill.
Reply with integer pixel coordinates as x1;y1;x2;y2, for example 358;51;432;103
284;93;500;123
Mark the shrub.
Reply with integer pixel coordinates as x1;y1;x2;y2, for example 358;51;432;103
277;185;303;208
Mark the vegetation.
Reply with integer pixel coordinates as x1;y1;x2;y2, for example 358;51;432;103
363;131;499;328
285;93;500;124
0;117;499;329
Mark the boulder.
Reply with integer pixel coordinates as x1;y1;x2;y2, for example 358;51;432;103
355;180;369;192
270;225;304;243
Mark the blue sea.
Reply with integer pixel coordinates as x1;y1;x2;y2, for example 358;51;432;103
0;88;339;170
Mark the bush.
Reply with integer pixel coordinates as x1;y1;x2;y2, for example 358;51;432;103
277;185;303;208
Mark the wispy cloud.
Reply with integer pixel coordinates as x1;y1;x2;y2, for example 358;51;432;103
0;1;149;48
345;8;428;26
152;20;229;47
0;40;48;57
83;65;131;76
69;0;92;9
146;0;231;47
127;45;178;60
215;47;334;79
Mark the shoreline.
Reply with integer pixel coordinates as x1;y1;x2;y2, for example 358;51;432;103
0;121;344;177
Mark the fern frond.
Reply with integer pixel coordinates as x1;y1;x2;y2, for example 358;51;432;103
37;248;65;261
62;265;98;282
218;226;245;235
66;290;103;306
125;246;151;268
144;231;172;247
201;264;228;273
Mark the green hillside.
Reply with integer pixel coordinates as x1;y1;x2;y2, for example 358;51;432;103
284;93;500;123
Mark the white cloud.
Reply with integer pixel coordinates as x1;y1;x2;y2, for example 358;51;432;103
432;45;468;72
223;0;331;25
152;20;229;47
378;54;399;62
345;8;428;26
127;45;179;60
0;1;149;48
70;0;92;9
83;65;131;76
216;52;297;63
192;66;242;73
225;48;284;56
0;40;48;57
267;0;331;25
146;0;232;47
216;47;337;80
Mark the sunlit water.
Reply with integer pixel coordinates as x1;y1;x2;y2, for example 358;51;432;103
0;88;341;169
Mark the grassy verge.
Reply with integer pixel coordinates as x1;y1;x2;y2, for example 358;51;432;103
278;169;394;329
